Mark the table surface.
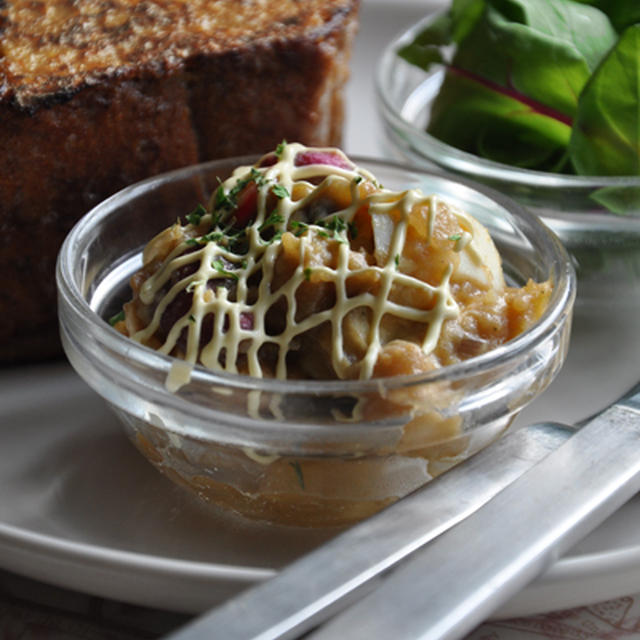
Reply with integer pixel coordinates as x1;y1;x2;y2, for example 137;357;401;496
4;1;640;638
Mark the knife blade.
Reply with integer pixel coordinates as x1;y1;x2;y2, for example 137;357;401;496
167;421;574;640
307;383;640;640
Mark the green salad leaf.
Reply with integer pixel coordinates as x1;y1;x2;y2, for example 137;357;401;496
400;0;639;176
570;24;640;175
591;185;640;216
574;0;640;32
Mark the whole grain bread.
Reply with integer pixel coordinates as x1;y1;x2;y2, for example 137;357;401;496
0;0;360;362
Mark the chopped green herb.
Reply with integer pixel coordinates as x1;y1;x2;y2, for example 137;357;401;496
249;168;268;187
322;215;348;234
214;169;265;218
202;231;225;243
188;314;196;323
185;204;207;226
348;221;359;239
290;220;309;237
289;461;305;490
108;310;125;326
449;233;462;242
304;267;313;281
275;140;287;157
317;215;350;244
214;184;231;210
353;175;363;184
272;183;290;199
394;254;401;268
212;259;239;281
186;229;225;247
259;212;285;231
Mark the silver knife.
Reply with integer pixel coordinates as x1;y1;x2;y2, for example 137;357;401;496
308;383;640;640
167;421;574;640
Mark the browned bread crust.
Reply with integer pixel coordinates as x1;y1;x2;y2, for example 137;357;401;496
0;0;360;363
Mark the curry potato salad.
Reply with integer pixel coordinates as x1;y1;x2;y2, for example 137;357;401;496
114;142;550;381
112;143;551;525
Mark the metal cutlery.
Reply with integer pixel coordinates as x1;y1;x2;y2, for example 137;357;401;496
167;421;574;640
308;382;640;640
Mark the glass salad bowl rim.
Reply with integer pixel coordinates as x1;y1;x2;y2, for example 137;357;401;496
376;13;640;190
57;154;575;399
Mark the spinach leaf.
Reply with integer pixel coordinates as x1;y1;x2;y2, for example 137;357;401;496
426;0;616;169
449;0;486;42
428;70;572;169
399;0;640;176
489;0;616;71
397;16;447;69
591;185;640;216
573;0;640;33
397;0;485;67
570;24;640;175
449;1;609;118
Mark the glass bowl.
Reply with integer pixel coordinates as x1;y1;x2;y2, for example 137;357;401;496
377;16;640;311
56;156;575;528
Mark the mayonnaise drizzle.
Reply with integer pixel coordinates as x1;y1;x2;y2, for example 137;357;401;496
132;143;484;381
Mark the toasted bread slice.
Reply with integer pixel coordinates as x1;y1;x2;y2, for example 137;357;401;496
0;0;360;362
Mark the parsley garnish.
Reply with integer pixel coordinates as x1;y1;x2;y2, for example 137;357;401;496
259;212;285;231
214;184;231;210
290;220;309;237
186;230;224;247
394;254;401;268
304;267;313;281
275;140;287;157
202;231;225;243
212;259;239;281
249;168;268;187
324;215;348;234
449;233;462;242
188;314;196;323
213;169;266;217
272;184;289;199
318;215;349;243
185;204;207;226
353;175;363;184
108;310;125;326
289;461;305;490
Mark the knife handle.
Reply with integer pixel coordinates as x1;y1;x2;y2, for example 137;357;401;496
308;401;640;640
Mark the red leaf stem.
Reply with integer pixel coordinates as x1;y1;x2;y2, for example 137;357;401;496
448;65;574;127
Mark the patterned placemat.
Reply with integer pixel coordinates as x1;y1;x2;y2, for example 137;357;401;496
2;569;640;639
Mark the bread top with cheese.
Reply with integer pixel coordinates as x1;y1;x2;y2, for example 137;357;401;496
0;0;358;107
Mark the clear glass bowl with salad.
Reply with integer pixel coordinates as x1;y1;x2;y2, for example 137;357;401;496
377;0;640;310
56;149;574;528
